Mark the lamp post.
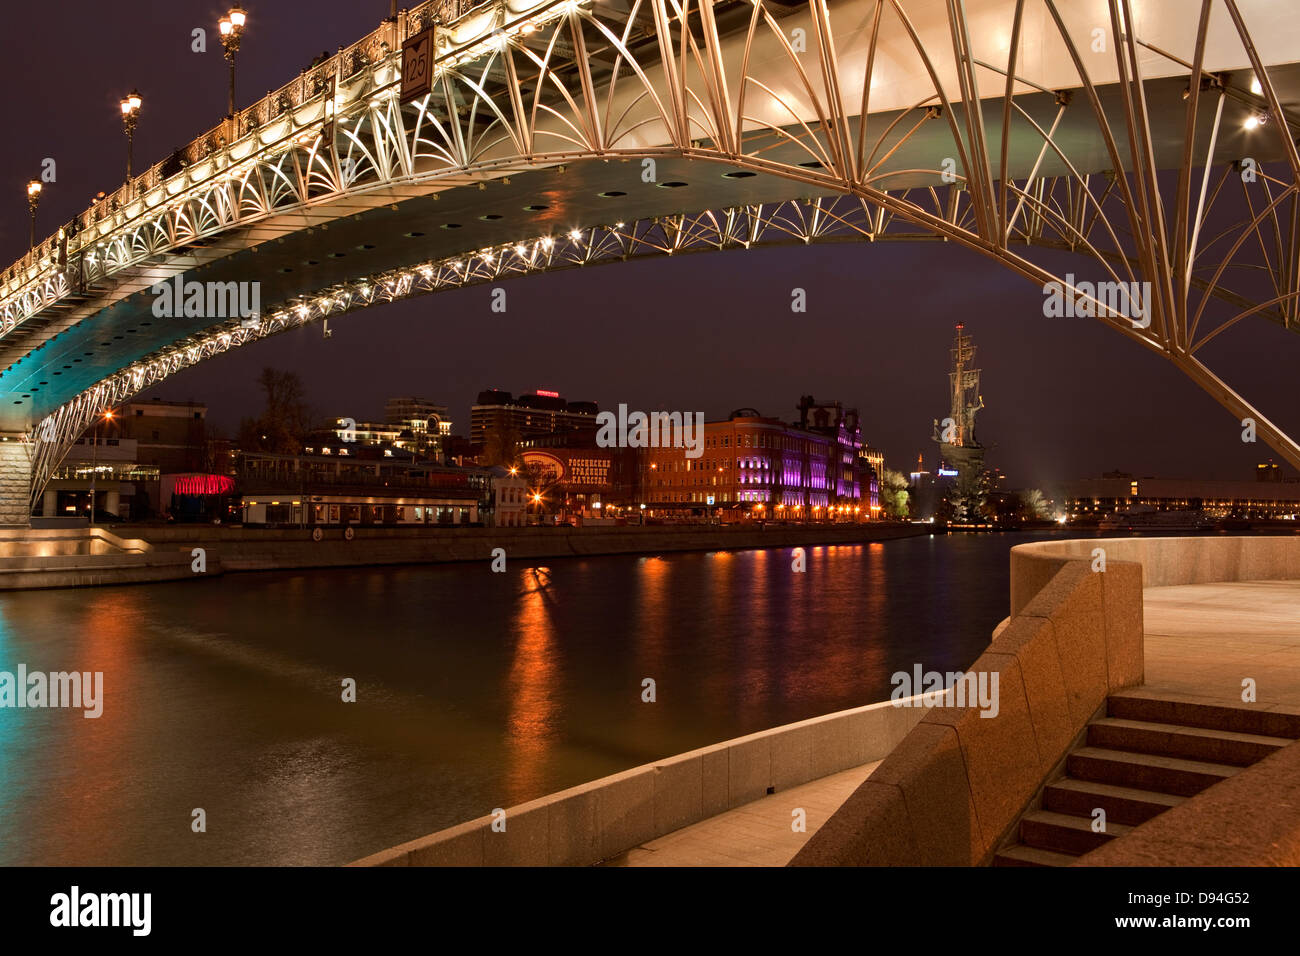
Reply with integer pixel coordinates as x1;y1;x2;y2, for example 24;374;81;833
26;180;41;252
88;409;114;523
219;4;247;117
120;90;142;185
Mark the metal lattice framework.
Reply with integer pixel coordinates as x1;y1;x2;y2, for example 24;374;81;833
5;0;1300;513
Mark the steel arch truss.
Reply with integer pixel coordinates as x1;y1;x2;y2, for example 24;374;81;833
6;0;1300;506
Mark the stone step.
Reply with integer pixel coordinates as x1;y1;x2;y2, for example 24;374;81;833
1043;777;1186;826
1067;746;1240;797
1019;809;1131;856
1108;690;1300;740
991;844;1079;867
1088;717;1291;767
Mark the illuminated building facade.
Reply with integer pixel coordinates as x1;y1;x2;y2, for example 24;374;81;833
40;437;158;520
236;451;489;527
490;467;529;527
384;397;452;436
1063;473;1300;521
641;401;876;520
470;388;599;445
117;399;209;473
384;397;452;459
517;438;637;519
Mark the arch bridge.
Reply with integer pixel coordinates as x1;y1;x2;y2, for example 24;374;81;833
2;0;1298;522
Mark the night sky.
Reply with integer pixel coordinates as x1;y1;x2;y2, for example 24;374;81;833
4;1;1296;492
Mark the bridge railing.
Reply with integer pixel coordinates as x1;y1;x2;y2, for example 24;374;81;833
0;0;478;306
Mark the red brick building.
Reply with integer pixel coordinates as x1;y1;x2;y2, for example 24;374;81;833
513;400;881;522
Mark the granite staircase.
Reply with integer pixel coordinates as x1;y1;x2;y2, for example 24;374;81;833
993;690;1300;866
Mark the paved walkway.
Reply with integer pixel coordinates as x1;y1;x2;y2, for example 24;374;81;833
607;580;1300;867
605;762;880;866
1143;580;1300;707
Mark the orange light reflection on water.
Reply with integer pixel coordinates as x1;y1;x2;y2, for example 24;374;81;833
504;567;560;801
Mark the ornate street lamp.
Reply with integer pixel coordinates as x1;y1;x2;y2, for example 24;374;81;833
88;409;115;523
25;180;41;251
120;90;142;183
219;4;248;117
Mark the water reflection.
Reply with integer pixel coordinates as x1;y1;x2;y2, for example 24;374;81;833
0;532;1037;865
506;571;561;804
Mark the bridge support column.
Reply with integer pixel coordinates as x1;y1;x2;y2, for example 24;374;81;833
0;439;33;527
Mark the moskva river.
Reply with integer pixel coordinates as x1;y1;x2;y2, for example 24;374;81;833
0;531;1059;865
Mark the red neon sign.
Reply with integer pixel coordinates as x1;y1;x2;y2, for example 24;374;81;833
174;475;235;496
535;389;560;398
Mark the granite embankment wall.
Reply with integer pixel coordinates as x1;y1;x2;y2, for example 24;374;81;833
1009;534;1300;610
795;534;1300;866
351;696;935;867
0;527;197;590
791;545;1146;866
139;522;928;573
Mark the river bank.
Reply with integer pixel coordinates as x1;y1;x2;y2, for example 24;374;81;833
141;521;930;574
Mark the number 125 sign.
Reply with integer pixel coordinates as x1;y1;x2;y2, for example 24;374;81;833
401;28;435;103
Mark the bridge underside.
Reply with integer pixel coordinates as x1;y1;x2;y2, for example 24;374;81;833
5;65;1298;426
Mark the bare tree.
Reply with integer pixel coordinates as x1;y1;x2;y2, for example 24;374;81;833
238;368;314;454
